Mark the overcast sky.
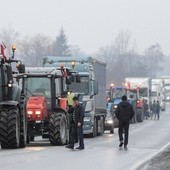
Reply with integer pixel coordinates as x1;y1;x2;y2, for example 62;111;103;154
0;0;170;54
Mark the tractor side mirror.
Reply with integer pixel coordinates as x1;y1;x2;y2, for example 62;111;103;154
16;64;25;73
76;75;81;83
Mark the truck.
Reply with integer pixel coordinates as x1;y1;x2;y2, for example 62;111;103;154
124;77;152;122
151;79;166;111
160;76;170;102
0;44;26;149
44;56;107;137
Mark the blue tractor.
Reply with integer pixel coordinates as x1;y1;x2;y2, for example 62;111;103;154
105;86;126;132
105;86;137;133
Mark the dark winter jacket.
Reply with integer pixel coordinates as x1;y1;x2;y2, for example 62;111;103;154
68;104;85;126
115;101;134;122
156;103;160;114
143;102;149;112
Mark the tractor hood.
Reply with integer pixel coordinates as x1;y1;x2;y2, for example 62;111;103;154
27;96;46;109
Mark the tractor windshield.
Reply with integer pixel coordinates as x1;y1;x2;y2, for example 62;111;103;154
25;77;51;99
112;89;125;100
69;76;89;95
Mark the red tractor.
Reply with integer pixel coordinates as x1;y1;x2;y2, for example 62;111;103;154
126;87;144;123
15;67;79;145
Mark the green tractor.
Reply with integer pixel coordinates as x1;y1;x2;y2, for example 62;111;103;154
0;44;26;149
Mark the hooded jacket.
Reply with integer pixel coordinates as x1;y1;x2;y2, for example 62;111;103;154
115;101;134;122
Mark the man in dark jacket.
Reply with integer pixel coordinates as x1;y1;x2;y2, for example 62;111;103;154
115;95;134;149
65;96;85;150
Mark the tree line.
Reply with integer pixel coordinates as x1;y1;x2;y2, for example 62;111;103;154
97;31;165;86
0;26;165;86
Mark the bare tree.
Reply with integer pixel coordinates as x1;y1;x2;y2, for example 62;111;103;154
0;25;19;57
19;34;52;66
144;44;164;78
97;30;148;87
69;45;86;56
114;30;132;54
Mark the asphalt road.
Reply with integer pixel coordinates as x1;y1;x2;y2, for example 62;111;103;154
0;103;170;170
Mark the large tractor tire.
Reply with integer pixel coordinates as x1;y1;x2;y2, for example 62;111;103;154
49;112;68;146
19;134;25;148
136;108;143;123
0;107;20;149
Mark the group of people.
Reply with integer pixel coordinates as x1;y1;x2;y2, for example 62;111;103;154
65;94;161;151
65;94;134;150
143;100;161;120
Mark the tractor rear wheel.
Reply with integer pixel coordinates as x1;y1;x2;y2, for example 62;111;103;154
0;107;20;149
49;112;68;146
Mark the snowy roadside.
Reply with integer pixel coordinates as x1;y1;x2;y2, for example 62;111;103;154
136;145;170;170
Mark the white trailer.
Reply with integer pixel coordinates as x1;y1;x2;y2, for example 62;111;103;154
124;77;152;122
160;76;170;102
151;79;166;111
125;77;152;105
44;56;107;137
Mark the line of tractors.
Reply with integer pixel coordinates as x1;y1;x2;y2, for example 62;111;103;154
105;76;166;133
0;44;81;149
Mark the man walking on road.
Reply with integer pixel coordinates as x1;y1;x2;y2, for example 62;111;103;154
115;95;134;149
65;96;85;150
152;100;157;119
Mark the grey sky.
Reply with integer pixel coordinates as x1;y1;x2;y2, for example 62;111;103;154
1;0;170;54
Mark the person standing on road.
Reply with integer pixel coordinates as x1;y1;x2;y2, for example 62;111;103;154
155;101;160;120
143;100;149;119
152;100;157;119
115;95;134;149
65;96;85;150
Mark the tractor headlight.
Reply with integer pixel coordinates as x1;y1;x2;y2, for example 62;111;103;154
106;119;113;124
8;83;13;87
35;111;41;115
84;117;91;122
114;105;117;109
27;111;33;115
